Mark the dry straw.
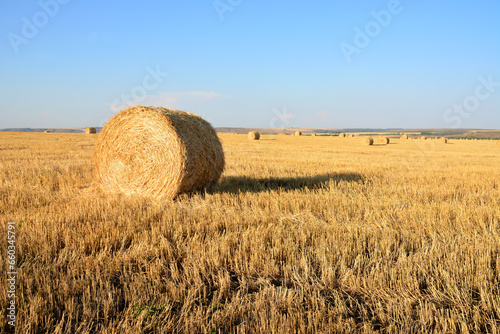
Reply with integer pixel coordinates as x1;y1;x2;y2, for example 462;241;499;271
363;137;374;145
376;137;390;144
44;130;51;133
85;127;97;134
311;133;317;137
497;140;500;146
295;131;302;136
421;136;427;140
339;133;346;138
248;131;260;140
400;134;408;140
93;106;225;201
439;137;448;144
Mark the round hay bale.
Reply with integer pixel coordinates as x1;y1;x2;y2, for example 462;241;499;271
376;136;390;144
295;131;302;136
363;137;374;145
400;134;408;140
350;134;355;137
93;106;225;201
439;137;448;144
248;131;260;140
44;130;51;133
85;126;97;134
421;136;427;140
339;133;346;138
311;133;317;137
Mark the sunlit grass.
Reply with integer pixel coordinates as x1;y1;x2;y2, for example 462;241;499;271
1;132;499;333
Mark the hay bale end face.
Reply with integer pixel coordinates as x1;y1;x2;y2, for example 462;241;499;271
363;137;374;145
295;131;302;136
85;127;97;134
93;106;225;201
248;131;260;140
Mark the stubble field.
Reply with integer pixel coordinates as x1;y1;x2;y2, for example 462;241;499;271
1;132;500;333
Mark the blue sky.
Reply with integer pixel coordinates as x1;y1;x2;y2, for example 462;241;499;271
1;0;499;129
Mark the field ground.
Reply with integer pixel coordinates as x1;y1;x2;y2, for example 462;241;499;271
1;132;500;333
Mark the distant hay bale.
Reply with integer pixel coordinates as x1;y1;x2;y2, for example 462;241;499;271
376;137;390;144
311;133;317;137
85;127;97;134
439;137;448;144
421;136;427;140
363;137;374;145
339;133;346;138
295;131;302;136
44;130;51;133
248;131;260;140
350;134;355;137
400;134;408;140
93;106;225;201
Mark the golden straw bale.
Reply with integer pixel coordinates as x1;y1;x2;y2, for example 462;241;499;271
339;133;346;138
85;127;97;134
363;137;374;145
400;134;408;140
311;133;317;137
376;137;390;144
93;106;225;201
44;130;51;133
439;137;448;144
421;136;427;140
295;131;302;136
248;131;260;140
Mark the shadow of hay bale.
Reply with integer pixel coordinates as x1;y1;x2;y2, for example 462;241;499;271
213;173;365;194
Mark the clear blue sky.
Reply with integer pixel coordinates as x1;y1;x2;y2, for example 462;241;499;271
1;0;499;129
